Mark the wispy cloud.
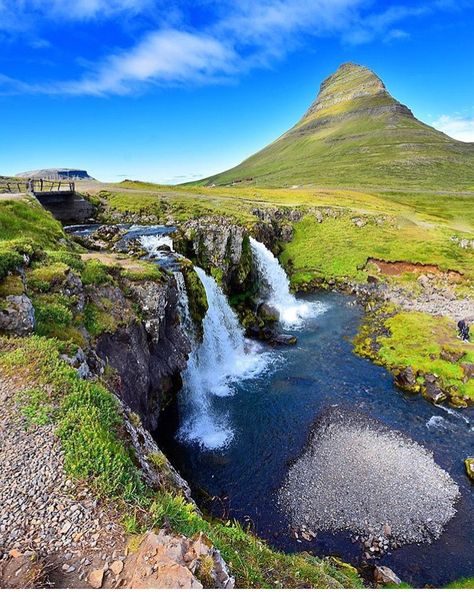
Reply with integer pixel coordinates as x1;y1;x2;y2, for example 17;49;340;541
1;0;153;21
60;29;237;95
431;115;474;142
0;0;468;96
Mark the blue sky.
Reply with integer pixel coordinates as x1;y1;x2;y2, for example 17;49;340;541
1;0;473;183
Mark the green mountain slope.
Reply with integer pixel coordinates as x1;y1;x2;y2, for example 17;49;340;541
201;62;474;190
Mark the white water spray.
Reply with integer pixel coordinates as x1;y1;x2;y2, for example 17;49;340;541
139;234;174;255
250;237;327;329
176;268;270;450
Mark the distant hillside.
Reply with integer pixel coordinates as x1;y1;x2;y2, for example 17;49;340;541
201;63;474;190
16;168;94;181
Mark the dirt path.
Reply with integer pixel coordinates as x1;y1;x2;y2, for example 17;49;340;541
0;375;126;588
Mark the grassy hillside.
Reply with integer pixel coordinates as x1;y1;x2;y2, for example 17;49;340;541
200;63;474;190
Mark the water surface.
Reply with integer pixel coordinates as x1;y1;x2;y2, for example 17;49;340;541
160;292;474;587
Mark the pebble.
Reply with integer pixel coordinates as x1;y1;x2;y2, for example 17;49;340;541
279;409;460;552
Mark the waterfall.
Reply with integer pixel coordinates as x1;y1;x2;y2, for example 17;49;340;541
176;267;270;450
250;237;327;329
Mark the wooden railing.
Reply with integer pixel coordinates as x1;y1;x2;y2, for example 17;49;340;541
0;179;75;194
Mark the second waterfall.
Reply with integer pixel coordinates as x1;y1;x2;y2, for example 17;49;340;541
177;267;271;450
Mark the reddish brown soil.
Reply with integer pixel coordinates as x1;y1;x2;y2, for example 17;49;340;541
366;258;463;281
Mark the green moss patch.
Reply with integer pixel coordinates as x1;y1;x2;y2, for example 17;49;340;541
355;308;474;404
181;263;208;338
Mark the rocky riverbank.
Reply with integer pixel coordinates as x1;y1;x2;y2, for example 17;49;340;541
0;372;235;589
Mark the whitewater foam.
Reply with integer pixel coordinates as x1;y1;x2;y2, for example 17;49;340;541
250;237;327;329
139;234;174;255
176;268;272;450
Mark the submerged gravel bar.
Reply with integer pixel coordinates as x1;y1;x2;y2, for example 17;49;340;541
279;409;460;547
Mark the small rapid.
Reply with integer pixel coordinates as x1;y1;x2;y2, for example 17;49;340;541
250;237;327;328
176;268;271;450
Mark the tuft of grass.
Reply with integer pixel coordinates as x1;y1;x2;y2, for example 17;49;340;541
81;259;114;286
445;577;474;589
27;262;70;292
0;274;24;297
16;387;55;427
83;301;118;337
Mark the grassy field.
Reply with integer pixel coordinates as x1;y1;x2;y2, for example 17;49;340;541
83;180;474;287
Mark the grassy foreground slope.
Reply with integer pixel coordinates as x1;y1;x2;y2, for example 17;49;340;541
200;63;474;190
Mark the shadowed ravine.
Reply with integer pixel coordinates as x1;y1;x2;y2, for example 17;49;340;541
159;291;474;588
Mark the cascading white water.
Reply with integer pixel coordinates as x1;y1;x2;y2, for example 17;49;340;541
250;237;327;329
176;268;270;450
139;234;174;255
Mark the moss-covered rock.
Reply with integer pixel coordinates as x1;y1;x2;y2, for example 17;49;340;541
181;263;208;341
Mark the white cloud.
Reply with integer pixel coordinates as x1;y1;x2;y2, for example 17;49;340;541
59;29;237;95
0;0;468;96
3;0;153;20
431;115;474;142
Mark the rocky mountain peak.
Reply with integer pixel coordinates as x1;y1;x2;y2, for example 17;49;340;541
303;62;398;120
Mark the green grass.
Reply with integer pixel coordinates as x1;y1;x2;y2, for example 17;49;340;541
0;197;65;247
280;214;474;287
83;301;119;337
354;309;474;403
81;259;114;286
16;387;55;427
446;577;474;588
0;334;362;589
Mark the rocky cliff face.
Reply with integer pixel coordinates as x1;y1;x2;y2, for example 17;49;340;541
95;277;190;431
0;263;190;433
175;216;254;296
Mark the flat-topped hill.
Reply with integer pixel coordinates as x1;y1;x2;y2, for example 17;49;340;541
16;168;94;181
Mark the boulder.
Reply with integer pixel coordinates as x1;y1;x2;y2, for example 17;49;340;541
422;374;447;404
394;366;418;392
373;566;401;587
270;334;297;346
440;347;464;364
461;362;474;381
0;295;35;336
120;531;234;589
257;303;280;323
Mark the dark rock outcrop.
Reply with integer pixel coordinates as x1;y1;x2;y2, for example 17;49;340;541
95;278;190;431
175;217;254;295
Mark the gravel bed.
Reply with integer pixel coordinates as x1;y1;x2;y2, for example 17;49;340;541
0;376;126;585
279;409;460;550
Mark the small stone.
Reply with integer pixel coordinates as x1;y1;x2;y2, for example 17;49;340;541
110;560;124;575
374;565;401;586
60;520;72;535
89;568;105;589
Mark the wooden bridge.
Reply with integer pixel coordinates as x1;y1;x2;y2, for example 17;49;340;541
0;179;75;196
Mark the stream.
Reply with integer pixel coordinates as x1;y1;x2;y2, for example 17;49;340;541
67;224;474;587
160;291;474;586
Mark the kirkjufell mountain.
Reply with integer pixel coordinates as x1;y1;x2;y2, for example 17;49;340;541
201;62;474;189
